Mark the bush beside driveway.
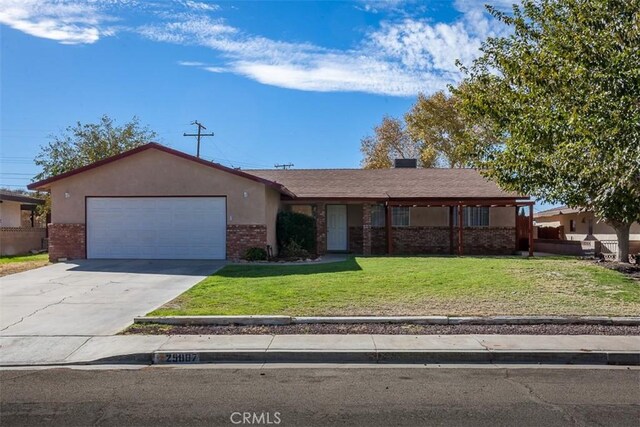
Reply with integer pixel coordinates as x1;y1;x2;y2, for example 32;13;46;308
149;256;640;317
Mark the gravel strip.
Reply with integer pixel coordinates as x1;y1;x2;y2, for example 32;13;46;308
123;323;640;336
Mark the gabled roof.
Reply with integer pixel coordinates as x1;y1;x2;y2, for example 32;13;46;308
27;143;295;197
248;168;526;200
0;190;45;205
26;143;528;200
534;206;583;218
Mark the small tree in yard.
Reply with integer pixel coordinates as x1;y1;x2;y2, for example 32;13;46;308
455;0;640;262
34;115;156;181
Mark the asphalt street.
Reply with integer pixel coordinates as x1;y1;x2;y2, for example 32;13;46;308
1;365;638;426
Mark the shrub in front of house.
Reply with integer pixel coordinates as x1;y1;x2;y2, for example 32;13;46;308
244;247;268;261
280;240;310;259
276;211;316;255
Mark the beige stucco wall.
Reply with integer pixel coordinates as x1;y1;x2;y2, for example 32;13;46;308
264;187;281;254
0;200;22;228
490;207;516;227
48;148;270;225
410;207;449;226
536;212;640;241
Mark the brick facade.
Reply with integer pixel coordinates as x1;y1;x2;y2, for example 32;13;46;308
348;225;516;255
462;227;515;255
392;226;452;255
226;224;268;260
48;223;86;261
315;202;326;255
362;203;372;255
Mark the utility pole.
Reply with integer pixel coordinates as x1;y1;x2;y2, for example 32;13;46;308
183;120;214;158
274;163;294;170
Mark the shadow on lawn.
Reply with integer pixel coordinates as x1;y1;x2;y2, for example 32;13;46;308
217;257;362;278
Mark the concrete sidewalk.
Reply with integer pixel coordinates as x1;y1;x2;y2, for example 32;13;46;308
1;334;638;366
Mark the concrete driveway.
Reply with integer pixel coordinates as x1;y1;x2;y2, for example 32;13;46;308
0;259;224;336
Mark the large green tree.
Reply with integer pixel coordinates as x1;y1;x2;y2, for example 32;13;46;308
34;115;156;181
455;0;640;262
405;90;483;168
360;116;424;169
361;88;496;169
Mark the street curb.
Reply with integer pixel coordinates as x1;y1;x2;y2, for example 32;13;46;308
150;350;640;366
134;315;640;327
2;350;638;368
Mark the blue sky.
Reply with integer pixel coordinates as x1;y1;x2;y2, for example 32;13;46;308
0;0;552;209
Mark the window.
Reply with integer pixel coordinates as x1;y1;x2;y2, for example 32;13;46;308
371;204;385;227
453;207;489;227
569;219;576;232
392;207;410;227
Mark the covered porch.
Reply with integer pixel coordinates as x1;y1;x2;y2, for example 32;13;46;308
285;198;535;256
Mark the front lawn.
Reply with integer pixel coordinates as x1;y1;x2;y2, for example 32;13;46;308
0;253;49;277
150;257;640;316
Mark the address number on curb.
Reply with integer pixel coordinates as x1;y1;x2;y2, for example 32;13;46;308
159;353;200;363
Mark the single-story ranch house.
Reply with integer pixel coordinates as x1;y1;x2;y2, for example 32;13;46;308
28;143;534;261
535;206;640;258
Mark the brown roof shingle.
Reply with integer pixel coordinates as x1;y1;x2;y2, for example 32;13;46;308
534;206;583;218
248;168;526;199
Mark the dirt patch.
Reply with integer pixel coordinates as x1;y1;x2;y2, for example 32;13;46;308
595;260;640;280
0;261;50;277
123;323;640;336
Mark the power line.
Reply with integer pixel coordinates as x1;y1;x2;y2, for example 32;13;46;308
183;120;214;158
274;163;294;170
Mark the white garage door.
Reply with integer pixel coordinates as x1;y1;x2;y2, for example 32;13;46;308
86;197;226;259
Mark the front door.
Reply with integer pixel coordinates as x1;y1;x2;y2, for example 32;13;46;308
326;204;348;251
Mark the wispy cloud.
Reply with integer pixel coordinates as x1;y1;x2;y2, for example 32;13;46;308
0;0;109;44
181;1;219;12
139;2;507;96
177;60;205;67
1;0;510;96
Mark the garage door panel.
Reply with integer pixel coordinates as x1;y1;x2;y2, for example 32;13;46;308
87;197;226;259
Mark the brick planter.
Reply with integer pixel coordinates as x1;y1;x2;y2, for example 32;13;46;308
227;224;268;260
48;223;86;261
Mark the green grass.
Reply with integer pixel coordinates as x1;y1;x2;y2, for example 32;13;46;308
0;253;48;264
150;256;640;317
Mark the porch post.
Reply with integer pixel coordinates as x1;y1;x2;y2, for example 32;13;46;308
457;203;464;255
385;202;393;255
449;206;454;255
315;202;326;255
514;206;519;252
528;204;534;257
362;203;372;256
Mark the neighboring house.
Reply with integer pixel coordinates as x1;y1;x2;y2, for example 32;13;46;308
28;143;534;262
535;206;640;258
0;190;47;256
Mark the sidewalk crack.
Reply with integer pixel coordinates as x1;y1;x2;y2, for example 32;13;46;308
63;336;92;361
472;336;490;351
265;335;276;351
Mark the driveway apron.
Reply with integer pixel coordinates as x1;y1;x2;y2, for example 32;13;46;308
0;259;224;336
